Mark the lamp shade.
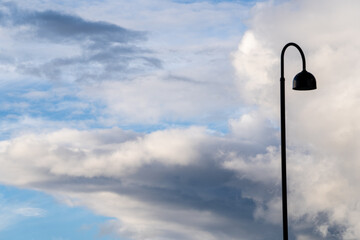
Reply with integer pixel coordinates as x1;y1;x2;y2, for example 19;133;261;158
292;70;317;90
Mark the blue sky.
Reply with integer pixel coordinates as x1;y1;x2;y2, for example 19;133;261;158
0;186;118;240
1;0;360;239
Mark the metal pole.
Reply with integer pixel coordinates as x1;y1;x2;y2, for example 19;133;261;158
280;42;306;240
280;75;288;240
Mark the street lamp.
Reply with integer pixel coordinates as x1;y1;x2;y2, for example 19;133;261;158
280;42;316;240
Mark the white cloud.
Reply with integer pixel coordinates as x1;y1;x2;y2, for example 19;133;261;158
14;207;46;217
231;0;360;238
0;127;209;182
80;74;239;124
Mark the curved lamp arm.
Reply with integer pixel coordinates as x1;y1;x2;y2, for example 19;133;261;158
279;42;315;240
280;42;306;240
281;42;306;79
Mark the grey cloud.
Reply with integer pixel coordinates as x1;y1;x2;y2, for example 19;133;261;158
0;2;161;82
29;157;282;240
2;2;145;44
20;47;162;82
20;10;145;45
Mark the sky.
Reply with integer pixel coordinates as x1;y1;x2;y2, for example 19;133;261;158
0;0;360;239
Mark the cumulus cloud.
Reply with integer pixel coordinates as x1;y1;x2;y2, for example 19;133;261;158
0;125;281;240
231;0;360;239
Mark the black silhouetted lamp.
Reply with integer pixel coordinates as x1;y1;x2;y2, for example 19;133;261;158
280;42;316;240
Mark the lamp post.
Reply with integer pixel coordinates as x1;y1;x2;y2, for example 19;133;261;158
280;43;317;240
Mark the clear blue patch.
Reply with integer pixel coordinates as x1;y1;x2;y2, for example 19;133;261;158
0;185;123;240
0;82;97;122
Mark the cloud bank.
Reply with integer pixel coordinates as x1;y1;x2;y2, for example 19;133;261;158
0;125;280;240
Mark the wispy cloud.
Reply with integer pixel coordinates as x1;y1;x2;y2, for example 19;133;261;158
0;194;46;231
0;2;160;83
0;0;243;128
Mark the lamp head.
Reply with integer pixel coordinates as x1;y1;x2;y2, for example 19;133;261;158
292;70;317;91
